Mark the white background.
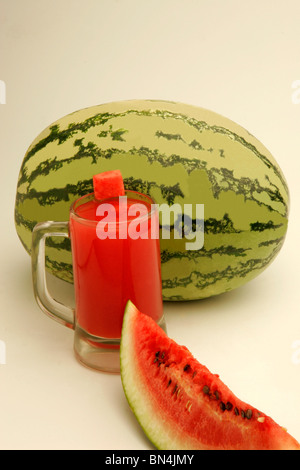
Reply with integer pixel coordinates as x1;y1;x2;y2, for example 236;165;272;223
0;0;300;450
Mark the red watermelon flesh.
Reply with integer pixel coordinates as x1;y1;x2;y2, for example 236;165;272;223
120;301;300;450
93;169;125;200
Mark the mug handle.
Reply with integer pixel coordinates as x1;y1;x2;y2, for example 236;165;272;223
31;221;75;330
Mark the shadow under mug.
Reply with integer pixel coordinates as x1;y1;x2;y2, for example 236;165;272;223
31;191;166;373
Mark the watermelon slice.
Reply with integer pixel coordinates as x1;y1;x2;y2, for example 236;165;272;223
93;169;125;200
120;301;300;450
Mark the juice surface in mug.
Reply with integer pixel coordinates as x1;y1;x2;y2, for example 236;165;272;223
69;193;163;339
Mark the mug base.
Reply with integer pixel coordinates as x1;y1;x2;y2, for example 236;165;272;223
73;315;167;374
74;326;121;373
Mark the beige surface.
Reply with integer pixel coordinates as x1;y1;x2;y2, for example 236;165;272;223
0;0;300;450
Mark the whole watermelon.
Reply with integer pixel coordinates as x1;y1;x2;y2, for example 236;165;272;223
14;99;289;301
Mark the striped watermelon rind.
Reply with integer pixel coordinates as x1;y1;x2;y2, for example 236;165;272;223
14;99;289;301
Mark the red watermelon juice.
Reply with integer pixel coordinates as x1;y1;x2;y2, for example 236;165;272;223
69;191;164;370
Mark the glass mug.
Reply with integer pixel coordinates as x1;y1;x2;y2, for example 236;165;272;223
31;190;166;373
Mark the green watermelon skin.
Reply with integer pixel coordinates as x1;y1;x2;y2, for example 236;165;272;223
120;301;300;450
14;99;289;301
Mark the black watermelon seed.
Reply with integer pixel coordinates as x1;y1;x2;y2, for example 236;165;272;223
246;409;253;420
167;379;172;388
241;410;246;419
226;402;233;411
192;371;197;378
172;384;178;395
214;391;219;400
161;352;165;359
155;351;160;357
234;407;239;416
203;385;210;395
153;358;158;364
183;364;191;372
220;402;226;412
